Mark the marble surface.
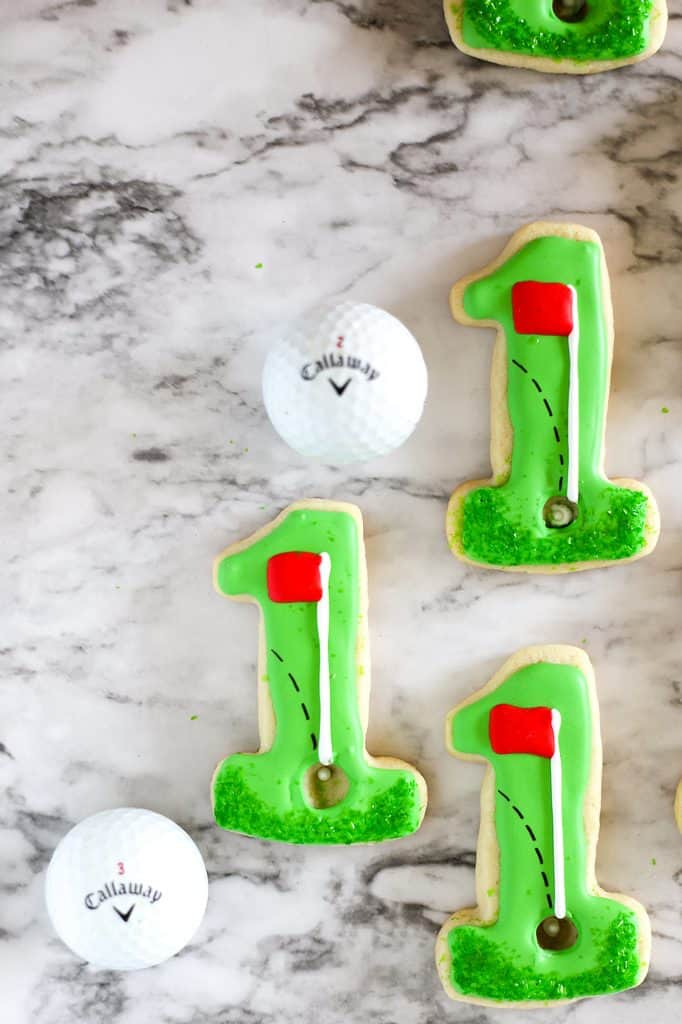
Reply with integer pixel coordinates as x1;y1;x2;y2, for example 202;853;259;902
1;1;681;1021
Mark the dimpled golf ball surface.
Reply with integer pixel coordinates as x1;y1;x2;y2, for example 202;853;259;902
263;301;428;462
45;808;208;970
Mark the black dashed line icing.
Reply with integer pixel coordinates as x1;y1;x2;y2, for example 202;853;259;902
511;361;564;496
275;654;317;752
498;788;552;909
288;671;300;693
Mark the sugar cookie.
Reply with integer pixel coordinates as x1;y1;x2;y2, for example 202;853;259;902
447;221;659;573
436;645;650;1006
211;500;427;844
443;0;667;74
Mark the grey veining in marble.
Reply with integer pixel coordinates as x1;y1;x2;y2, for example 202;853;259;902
1;0;681;1021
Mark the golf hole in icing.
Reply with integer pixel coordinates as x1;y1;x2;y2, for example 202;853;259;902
552;0;588;23
304;762;350;809
536;914;579;951
543;496;578;529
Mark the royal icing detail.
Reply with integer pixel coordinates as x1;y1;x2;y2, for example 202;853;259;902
443;0;668;73
266;549;334;765
436;646;650;1005
512;281;574;336
267;551;323;603
489;702;554;757
211;500;427;845
447;222;659;572
489;703;565;918
512;280;580;505
549;709;565;921
316;552;333;767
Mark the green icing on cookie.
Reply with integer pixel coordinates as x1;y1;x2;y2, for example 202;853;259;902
458;0;654;63
449;232;656;569
214;759;421;844
457;483;648;566
212;503;424;845
449;913;641;1001
438;654;649;1004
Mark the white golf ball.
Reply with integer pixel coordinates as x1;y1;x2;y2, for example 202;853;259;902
45;808;208;971
262;301;428;463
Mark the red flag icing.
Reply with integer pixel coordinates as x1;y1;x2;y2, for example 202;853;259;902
267;551;323;603
511;281;574;336
489;704;555;758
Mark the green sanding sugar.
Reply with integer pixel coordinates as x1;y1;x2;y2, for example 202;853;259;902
456;485;648;566
458;0;653;62
213;763;420;844
449;912;641;1000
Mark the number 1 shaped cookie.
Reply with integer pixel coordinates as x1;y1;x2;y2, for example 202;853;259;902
436;645;650;1006
448;222;659;573
211;500;427;844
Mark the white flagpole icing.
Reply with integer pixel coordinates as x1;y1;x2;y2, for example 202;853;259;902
550;708;566;919
316;552;333;766
566;286;580;506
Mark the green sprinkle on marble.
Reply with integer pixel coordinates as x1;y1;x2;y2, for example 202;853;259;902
661;406;669;414
255;262;263;269
458;0;654;63
651;857;657;866
190;715;198;721
456;484;648;566
213;762;420;845
449;912;641;1001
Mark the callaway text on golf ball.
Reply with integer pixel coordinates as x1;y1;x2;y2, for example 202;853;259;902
45;808;208;971
262;300;428;463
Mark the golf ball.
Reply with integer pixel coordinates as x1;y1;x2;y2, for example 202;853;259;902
262;301;428;463
45;808;208;971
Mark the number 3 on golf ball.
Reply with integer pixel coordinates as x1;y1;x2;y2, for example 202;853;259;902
45;808;208;971
262;301;428;463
